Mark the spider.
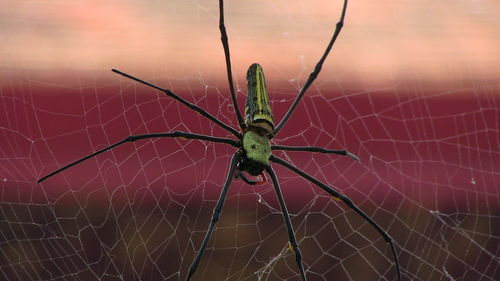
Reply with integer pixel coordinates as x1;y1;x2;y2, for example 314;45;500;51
38;0;401;280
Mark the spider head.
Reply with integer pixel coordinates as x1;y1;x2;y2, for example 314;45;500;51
239;130;271;176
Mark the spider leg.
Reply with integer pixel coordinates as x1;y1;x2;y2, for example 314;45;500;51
186;152;240;281
272;0;349;136
235;170;267;185
38;131;238;183
270;155;402;281
219;0;245;130
272;145;360;161
111;69;241;138
266;166;307;281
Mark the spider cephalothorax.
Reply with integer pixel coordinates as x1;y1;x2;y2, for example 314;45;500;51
38;1;401;281
237;129;272;184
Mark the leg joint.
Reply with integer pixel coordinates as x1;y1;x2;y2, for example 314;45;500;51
293;246;303;262
211;209;222;223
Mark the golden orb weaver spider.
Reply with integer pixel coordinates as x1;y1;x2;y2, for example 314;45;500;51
38;0;401;280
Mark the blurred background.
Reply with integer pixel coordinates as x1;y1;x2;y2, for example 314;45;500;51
1;0;498;280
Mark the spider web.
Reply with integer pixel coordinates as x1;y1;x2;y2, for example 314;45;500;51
1;1;499;281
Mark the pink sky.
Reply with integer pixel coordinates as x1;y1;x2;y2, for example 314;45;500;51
2;0;499;86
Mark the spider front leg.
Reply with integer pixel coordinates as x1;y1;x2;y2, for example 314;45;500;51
267;166;307;281
186;153;240;281
218;0;245;129
272;0;349;136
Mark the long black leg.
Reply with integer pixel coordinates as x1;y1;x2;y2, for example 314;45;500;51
186;153;240;281
219;0;245;130
270;155;402;281
272;0;349;136
266;166;307;281
272;145;359;161
111;69;241;138
38;131;238;183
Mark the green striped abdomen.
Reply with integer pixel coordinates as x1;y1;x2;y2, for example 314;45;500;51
245;63;274;133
